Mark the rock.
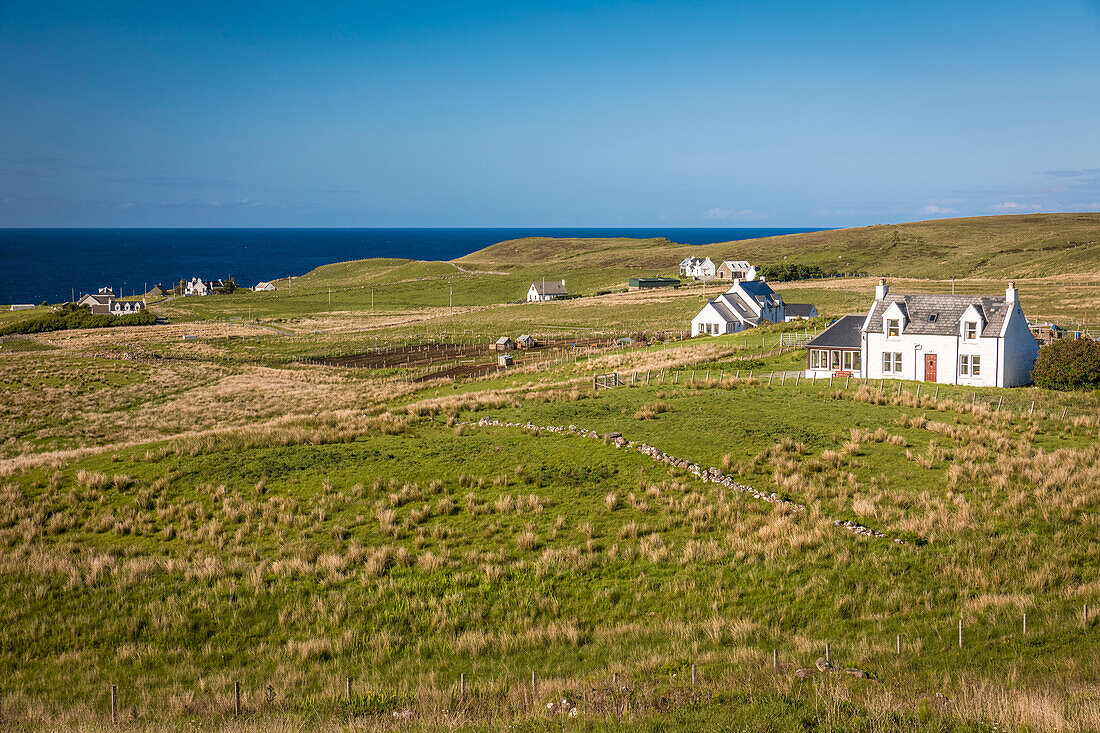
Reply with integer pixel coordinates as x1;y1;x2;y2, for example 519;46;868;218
795;668;816;678
815;657;835;672
844;668;869;679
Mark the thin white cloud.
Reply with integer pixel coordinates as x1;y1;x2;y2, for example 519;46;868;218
921;205;959;216
991;201;1041;212
704;207;773;221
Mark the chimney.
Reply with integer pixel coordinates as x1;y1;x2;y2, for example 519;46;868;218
875;277;889;300
1006;280;1018;304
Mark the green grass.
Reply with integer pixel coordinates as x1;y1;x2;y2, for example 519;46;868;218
3;214;1100;730
2;370;1098;730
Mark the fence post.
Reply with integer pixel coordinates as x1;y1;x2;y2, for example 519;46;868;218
531;670;538;699
773;648;778;671
691;663;697;685
460;673;466;699
346;677;352;700
1062;406;1068;420
958;618;964;648
235;680;241;717
706;369;710;381
1023;612;1027;635
825;643;831;666
646;370;651;385
915;383;921;398
896;634;901;655
996;395;1003;412
1085;603;1090;629
111;684;118;724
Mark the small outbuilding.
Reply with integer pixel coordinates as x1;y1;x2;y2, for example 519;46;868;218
498;353;514;366
491;336;515;351
784;303;819;321
516;334;537;349
253;281;277;292
628;277;680;290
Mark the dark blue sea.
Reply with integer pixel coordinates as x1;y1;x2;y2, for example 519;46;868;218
0;228;823;304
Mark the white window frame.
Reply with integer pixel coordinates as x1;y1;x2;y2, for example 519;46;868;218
886;318;901;338
964;321;978;340
883;352;902;374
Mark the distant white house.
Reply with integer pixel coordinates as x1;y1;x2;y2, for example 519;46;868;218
527;280;568;302
804;279;1039;387
679;257;716;279
185;277;227;296
9;304;35;311
690;279;786;336
109;300;145;315
253;281;277;292
716;260;757;281
76;287;117;314
75;286;145;316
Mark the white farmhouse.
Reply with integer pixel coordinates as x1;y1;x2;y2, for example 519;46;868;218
185;277;226;296
679;256;716;279
527;279;568;301
690;279;786;336
804;279;1039;387
253;281;277;292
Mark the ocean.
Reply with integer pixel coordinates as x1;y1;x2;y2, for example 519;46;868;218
0;227;823;305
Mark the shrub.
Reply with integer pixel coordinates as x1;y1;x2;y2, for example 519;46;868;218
0;307;156;335
1031;339;1100;390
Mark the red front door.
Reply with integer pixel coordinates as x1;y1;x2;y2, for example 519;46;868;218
924;353;937;382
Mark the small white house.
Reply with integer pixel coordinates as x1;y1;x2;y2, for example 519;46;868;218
679;256;716;279
527;280;568;302
784;303;818;321
690;279;786;336
716;260;757;281
110;300;146;315
185;277;226;296
805;279;1039;387
253;281;277;292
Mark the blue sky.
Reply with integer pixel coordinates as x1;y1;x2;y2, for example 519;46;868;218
1;0;1099;227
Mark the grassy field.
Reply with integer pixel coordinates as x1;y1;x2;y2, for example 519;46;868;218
1;215;1099;730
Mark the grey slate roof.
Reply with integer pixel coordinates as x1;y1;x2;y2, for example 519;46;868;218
806;315;864;349
530;280;568;296
785;303;817;318
737;280;781;308
866;294;1010;337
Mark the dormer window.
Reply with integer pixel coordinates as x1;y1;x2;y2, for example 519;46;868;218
964;321;978;340
886;318;901;338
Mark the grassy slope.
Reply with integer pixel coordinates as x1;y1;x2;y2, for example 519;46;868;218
458;213;1100;278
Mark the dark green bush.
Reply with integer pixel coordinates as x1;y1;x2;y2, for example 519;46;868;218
0;307;157;336
1031;338;1100;390
757;263;827;281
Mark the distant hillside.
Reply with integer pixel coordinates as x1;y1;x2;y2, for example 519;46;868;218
457;214;1100;279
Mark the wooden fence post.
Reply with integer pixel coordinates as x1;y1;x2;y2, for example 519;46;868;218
773;648;778;671
996;396;1003;412
1061;406;1068;420
691;663;697;685
1085;603;1090;629
896;634;901;655
460;673;466;699
346;677;352;700
825;643;831;666
958;618;964;648
1023;612;1027;635
235;680;241;717
111;685;117;724
531;671;538;699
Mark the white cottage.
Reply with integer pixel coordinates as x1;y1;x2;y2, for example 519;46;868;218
690;280;786;336
679;256;716;279
804;279;1039;387
527;280;568;301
